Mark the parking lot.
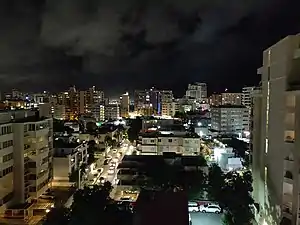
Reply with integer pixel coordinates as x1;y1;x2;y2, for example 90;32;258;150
190;212;222;225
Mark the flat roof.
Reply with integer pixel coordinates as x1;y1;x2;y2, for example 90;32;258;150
212;104;247;108
139;131;200;138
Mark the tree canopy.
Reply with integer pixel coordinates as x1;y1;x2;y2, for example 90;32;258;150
207;164;254;225
44;183;133;225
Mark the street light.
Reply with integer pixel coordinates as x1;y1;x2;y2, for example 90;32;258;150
78;162;83;189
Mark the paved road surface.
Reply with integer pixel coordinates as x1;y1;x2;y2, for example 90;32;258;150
190;212;222;225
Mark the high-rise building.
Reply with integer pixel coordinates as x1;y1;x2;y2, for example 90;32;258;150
252;34;300;225
221;92;242;105
134;90;147;113
242;86;255;108
105;104;120;120
161;90;174;117
52;105;66;120
92;105;105;121
185;83;207;102
0;110;53;213
120;92;130;118
211;105;249;135
208;93;222;106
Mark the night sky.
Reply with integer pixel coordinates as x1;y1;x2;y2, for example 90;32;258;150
0;0;300;96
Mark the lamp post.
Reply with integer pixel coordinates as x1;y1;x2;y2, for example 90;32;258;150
78;162;83;189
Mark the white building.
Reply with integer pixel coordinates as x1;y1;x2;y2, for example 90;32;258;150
252;34;300;225
0;110;53;214
137;133;201;156
185;83;207;102
242;86;256;108
52;142;88;187
0;123;14;212
105;104;120;120
13;116;53;203
211;105;250;135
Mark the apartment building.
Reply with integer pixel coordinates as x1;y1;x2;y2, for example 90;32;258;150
252;34;300;225
242;86;256;108
104;104;120;120
221;92;242;105
13;116;53;203
211;105;250;135
120;92;130;118
0;110;53;216
137;132;201;156
0;123;14;212
185;82;207;102
52;104;66;120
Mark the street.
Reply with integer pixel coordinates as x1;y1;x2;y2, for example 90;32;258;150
84;141;133;194
191;212;222;225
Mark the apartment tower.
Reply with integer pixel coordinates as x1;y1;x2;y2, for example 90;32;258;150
252;34;300;225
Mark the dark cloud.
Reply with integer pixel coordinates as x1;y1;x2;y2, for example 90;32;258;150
0;0;300;95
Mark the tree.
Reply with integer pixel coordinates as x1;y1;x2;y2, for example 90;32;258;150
86;122;97;133
207;164;254;225
44;183;133;225
207;164;225;203
44;207;70;225
174;111;187;120
104;135;113;147
127;117;142;143
221;171;254;225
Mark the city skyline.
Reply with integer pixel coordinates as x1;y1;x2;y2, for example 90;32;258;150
0;1;299;96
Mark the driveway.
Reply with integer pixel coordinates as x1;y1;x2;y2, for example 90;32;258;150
190;212;222;225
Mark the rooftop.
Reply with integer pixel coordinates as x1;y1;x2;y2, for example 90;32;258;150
54;139;81;149
139;131;200;138
212;104;247;109
13;115;50;123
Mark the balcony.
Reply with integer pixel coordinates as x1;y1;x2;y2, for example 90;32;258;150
284;171;293;184
293;48;300;59
284;157;294;171
284;131;295;143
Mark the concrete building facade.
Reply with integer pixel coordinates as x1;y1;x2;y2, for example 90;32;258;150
252;34;300;225
211;105;250;135
137;133;201;156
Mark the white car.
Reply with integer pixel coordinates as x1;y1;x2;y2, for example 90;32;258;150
199;204;221;213
188;202;199;212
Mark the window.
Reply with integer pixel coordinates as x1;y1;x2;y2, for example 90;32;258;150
3;153;13;162
150;140;155;143
158;139;161;142
2;166;13;177
168;139;172;143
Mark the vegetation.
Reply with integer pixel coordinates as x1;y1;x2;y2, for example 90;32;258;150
127;117;142;142
222;138;250;167
86;122;97;133
135;158;207;200
44;183;133;225
207;164;254;225
174;111;188;120
53;119;74;133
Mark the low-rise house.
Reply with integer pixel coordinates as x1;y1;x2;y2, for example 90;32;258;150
52;141;88;187
137;132;201;156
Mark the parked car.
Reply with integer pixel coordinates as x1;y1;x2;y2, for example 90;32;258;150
199;204;221;213
188;202;199;212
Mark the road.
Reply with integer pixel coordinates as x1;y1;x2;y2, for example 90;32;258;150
85;140;133;186
190;212;222;225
